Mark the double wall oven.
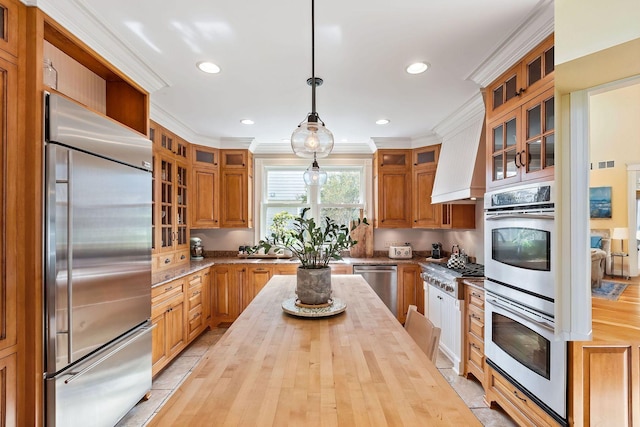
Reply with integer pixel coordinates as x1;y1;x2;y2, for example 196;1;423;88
484;181;566;424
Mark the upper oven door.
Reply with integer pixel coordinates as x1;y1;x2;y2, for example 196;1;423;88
484;210;554;299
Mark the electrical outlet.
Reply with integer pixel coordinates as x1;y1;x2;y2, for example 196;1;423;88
384;241;393;248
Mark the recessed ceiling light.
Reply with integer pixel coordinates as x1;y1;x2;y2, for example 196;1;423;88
406;62;430;74
196;61;221;74
240;119;254;125
376;119;390;125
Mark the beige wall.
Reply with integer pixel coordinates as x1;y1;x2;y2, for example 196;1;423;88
556;0;640;65
589;83;640;252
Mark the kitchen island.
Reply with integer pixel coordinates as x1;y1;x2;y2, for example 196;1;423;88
149;275;481;426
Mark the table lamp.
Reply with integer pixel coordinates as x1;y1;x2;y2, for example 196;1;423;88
612;227;629;254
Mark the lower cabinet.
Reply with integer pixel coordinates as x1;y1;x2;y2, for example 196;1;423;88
569;342;640;426
463;282;485;388
0;352;16;426
211;265;245;325
186;271;205;341
485;365;560;427
398;264;423;323
243;265;273;311
151;279;186;376
428;285;462;374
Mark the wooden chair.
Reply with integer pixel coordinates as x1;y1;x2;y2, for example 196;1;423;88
404;305;441;362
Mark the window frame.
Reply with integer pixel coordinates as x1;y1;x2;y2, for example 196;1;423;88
254;156;373;244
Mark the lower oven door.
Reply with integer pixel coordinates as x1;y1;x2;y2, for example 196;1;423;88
484;210;554;299
485;290;566;420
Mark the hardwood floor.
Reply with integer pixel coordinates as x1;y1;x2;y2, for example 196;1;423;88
592;273;640;341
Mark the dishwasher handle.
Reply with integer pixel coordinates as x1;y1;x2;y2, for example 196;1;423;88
353;265;398;273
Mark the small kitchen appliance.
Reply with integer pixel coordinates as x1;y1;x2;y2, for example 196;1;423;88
190;237;204;260
388;244;412;259
431;243;442;259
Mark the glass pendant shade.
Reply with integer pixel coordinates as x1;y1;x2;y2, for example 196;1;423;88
291;114;334;159
303;158;328;186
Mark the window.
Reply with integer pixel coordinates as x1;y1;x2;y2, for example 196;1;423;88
257;158;370;242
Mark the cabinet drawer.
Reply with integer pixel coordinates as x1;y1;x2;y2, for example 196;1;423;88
188;272;204;288
152;281;184;303
188;306;203;338
188;285;203;310
151;292;183;318
467;333;484;370
468;305;484;337
488;367;559;427
155;253;176;269
466;286;485;309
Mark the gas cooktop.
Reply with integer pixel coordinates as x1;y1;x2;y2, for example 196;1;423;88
446;262;485;277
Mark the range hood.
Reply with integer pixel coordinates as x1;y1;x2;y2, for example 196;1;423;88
431;96;486;204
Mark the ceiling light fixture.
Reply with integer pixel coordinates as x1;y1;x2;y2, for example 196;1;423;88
291;0;334;159
240;119;254;125
406;62;429;74
196;61;221;74
376;119;390;125
303;153;328;186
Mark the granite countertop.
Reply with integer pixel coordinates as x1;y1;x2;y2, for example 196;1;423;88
152;254;431;287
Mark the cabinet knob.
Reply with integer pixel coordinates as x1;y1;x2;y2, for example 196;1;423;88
515;88;526;97
164;258;171;264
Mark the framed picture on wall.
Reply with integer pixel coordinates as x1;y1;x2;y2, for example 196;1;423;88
589;186;612;218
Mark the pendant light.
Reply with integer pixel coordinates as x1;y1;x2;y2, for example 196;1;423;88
303;153;328;186
291;0;334;159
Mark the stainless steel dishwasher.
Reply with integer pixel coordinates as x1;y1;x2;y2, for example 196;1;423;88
353;265;398;316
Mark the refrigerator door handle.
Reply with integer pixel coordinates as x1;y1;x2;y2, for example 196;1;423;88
67;151;74;362
64;324;155;384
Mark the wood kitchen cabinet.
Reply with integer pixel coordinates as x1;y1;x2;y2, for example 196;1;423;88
186;271;206;341
569;342;640;426
486;35;554;190
463;282;485;389
485;365;560;427
243;265;273;311
190;145;220;228
220;150;253;228
486;34;554;121
272;264;299;276
151;279;186;376
152;122;190;269
374;149;412;228
440;203;476;229
398;264;423;323
211;265;245;325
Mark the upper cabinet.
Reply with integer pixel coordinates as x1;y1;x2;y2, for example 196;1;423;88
190;145;220;228
375;146;476;230
486;35;554;121
374;149;413;228
486;35;554;190
151;121;189;270
41;17;149;135
220;150;253;228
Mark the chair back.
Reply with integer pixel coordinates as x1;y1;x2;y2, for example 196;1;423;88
404;305;441;362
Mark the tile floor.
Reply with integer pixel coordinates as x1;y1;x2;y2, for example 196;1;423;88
118;327;517;427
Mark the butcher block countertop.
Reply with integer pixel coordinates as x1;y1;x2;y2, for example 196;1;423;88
149;275;481;426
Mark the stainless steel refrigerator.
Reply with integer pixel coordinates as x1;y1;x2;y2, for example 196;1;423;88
44;93;153;427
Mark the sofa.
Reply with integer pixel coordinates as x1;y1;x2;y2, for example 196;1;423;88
590;229;611;288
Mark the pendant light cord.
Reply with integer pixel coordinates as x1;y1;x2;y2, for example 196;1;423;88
311;0;316;115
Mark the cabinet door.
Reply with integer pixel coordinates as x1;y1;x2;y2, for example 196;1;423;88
413;169;440;228
244;266;272;310
486;108;521;190
377;170;411;228
151;305;168;375
0;353;16;426
175;159;189;249
167;297;186;355
440;204;476;229
191;167;219;228
522;34;554;99
202;269;212;323
212;266;242;324
157;152;175;253
191;145;219;168
0;56;17;353
220;169;249;227
427;287;442;329
273;264;299;275
413;145;440;171
398;265;421;323
521;86;554;182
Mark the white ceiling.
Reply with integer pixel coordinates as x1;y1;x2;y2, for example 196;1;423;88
31;0;554;153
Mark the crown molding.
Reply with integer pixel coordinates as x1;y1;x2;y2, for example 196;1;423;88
221;137;254;150
371;137;413;150
150;101;220;147
27;0;169;93
411;132;441;148
432;92;485;140
466;0;554;88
